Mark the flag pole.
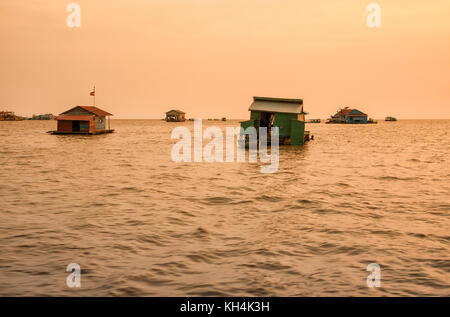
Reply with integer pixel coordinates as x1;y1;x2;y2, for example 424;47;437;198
93;85;96;106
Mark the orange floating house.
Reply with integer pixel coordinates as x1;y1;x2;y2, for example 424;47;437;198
50;106;114;135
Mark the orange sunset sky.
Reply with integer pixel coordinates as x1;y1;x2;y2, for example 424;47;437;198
1;0;449;119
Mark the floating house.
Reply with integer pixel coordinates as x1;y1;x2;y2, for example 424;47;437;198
0;111;25;121
51;106;114;135
165;110;186;122
240;96;310;145
31;113;55;120
326;107;376;124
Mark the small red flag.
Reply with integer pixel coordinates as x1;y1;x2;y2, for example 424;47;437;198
90;90;95;96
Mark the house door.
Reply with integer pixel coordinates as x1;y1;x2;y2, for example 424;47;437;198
72;121;80;132
260;112;274;128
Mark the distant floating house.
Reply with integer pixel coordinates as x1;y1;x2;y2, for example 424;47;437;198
31;113;56;120
240;96;310;145
165;110;186;122
0;111;25;121
51;106;114;134
326;107;376;124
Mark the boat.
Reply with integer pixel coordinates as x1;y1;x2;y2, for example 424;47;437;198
385;116;397;121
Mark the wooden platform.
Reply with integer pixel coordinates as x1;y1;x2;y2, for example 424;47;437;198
325;121;377;124
242;130;312;147
48;129;114;135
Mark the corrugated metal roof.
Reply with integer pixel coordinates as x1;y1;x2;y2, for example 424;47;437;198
249;96;304;114
253;96;303;104
56;115;94;121
166;109;185;114
60;106;113;117
334;107;367;117
80;106;113;116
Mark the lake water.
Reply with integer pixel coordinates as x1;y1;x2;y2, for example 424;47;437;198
0;119;449;296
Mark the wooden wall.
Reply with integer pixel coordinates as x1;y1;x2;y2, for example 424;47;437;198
57;120;72;132
89;120;95;133
95;116;106;130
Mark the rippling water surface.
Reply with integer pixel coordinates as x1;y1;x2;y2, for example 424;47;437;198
0;119;449;296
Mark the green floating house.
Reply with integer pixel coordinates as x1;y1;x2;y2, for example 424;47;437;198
240;96;310;145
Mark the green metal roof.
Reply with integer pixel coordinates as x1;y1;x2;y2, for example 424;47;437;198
249;96;305;114
166;109;185;114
